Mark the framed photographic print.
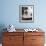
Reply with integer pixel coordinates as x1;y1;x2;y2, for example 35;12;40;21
19;5;34;23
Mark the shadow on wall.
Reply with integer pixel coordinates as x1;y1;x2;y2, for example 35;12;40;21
0;24;7;43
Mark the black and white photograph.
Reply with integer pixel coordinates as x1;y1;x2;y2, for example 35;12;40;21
19;5;34;22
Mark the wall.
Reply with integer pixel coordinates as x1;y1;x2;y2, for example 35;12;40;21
0;0;39;29
0;0;46;43
0;0;46;29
